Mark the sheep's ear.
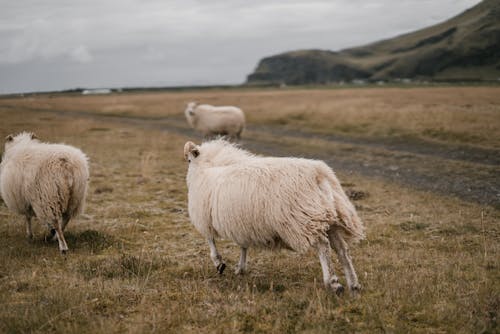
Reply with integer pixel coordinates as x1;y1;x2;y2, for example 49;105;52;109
184;141;200;161
30;133;38;140
5;134;13;142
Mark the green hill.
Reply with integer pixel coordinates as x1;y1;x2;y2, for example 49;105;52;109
247;0;500;84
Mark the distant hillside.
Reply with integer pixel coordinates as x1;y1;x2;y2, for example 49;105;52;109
247;0;500;84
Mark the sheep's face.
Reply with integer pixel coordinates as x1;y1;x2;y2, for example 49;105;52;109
184;141;200;163
184;102;197;118
4;132;38;151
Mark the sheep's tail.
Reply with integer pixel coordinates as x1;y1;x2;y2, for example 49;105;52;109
62;157;89;219
323;167;365;243
70;167;88;217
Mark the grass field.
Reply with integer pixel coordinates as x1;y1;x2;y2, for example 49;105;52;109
0;86;498;333
3;86;499;148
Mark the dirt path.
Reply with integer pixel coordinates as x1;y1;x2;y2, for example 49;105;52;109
240;129;499;209
2;105;499;208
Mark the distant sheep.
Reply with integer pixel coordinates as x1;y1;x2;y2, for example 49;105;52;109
184;102;245;139
184;139;365;295
0;132;89;254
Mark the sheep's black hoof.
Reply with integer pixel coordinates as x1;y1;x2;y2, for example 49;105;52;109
350;285;361;298
217;263;226;274
60;249;68;256
332;283;344;296
44;229;57;243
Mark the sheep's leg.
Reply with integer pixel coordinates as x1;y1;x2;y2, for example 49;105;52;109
207;238;225;274
329;230;361;296
25;216;33;241
317;241;344;295
49;215;69;241
62;215;70;231
53;218;69;254
235;247;247;275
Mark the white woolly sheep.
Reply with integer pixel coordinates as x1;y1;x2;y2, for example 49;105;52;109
184;102;245;139
0;132;89;254
184;139;365;295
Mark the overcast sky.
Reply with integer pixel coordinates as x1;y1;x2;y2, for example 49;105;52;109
0;0;481;94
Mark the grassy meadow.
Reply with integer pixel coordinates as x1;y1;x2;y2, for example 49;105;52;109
3;86;500;148
0;86;498;333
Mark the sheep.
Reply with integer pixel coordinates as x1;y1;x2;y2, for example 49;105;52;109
184;139;365;295
0;132;89;254
184;102;245;139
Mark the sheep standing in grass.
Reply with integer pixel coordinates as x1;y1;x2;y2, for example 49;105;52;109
184;139;365;295
0;132;89;254
184;102;245;139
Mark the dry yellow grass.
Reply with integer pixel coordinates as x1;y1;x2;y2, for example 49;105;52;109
0;88;498;333
2;86;500;148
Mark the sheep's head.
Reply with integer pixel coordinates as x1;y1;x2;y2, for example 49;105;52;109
184;102;198;117
184;102;198;128
184;141;200;163
4;132;38;150
184;139;251;167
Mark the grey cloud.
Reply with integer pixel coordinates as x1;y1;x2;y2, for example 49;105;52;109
0;0;481;94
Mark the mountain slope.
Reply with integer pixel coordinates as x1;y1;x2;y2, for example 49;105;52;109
247;0;500;84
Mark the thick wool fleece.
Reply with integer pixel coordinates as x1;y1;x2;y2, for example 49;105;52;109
185;139;364;253
184;102;245;138
0;132;89;227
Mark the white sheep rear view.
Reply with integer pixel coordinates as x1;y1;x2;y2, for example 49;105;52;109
184;139;365;295
0;132;89;253
184;102;245;139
